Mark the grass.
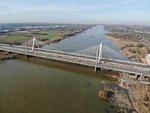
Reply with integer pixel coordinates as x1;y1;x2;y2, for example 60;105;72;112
0;31;62;45
36;32;61;41
0;35;30;45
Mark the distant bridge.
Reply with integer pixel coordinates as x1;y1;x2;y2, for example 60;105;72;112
0;38;150;77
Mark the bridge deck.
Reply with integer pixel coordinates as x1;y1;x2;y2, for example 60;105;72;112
0;44;150;77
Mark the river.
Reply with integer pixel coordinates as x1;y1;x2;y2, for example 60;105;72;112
0;25;126;113
44;25;128;60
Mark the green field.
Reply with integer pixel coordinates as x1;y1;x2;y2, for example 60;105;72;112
0;31;62;45
0;35;30;45
35;32;61;41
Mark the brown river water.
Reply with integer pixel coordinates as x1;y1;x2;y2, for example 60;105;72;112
0;25;126;113
0;56;115;113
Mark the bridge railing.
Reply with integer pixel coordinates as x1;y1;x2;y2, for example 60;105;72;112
103;61;150;71
0;44;96;60
102;57;149;66
35;48;96;59
0;44;150;70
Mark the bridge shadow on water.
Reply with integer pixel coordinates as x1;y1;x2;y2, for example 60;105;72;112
16;55;118;81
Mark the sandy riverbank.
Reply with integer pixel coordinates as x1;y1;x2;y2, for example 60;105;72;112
97;30;150;113
98;32;150;113
98;78;150;113
106;33;149;63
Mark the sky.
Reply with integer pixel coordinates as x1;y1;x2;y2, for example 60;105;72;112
0;0;150;25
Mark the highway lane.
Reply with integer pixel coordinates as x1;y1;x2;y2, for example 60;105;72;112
0;44;150;77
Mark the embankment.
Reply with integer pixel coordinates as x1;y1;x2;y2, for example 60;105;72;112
40;29;84;46
0;51;17;60
99;32;150;113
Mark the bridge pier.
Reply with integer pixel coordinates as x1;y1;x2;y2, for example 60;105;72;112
95;66;97;71
95;50;98;71
94;66;102;71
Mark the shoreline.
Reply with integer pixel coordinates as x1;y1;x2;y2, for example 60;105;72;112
0;51;17;60
98;32;150;113
105;34;149;63
99;72;150;113
0;28;88;60
38;29;84;47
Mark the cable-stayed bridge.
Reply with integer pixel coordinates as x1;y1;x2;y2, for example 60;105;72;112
0;38;149;78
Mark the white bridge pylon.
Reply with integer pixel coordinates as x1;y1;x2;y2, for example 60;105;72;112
96;42;103;63
32;37;39;52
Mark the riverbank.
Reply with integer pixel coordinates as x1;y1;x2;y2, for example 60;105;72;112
0;30;78;60
101;30;150;113
36;29;85;47
0;29;85;45
21;29;85;47
0;26;90;60
99;72;150;113
0;51;17;60
106;32;149;63
98;80;135;113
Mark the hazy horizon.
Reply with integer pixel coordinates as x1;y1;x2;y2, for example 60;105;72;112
0;0;150;26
